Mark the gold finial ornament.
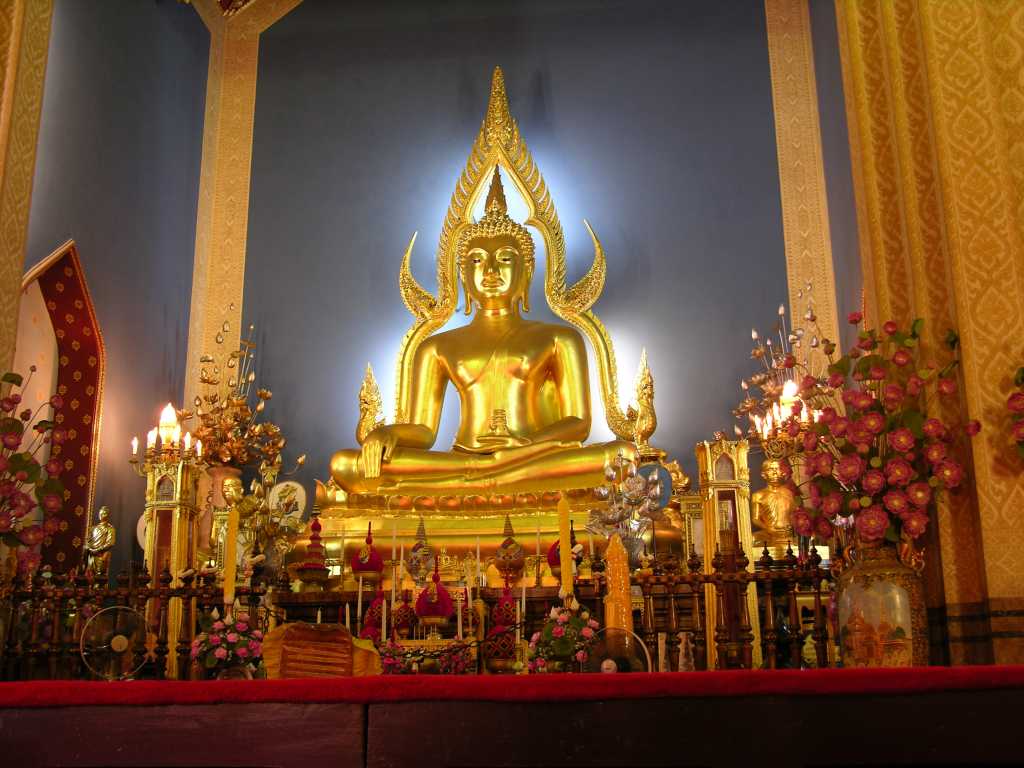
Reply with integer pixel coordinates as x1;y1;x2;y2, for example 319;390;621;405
629;348;658;453
393;66;632;440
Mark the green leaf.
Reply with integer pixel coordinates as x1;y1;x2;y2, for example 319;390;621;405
204;654;218;669
884;524;899;543
828;358;851;377
0;417;23;435
902;409;925;439
910;318;924;338
944;329;959;350
1;372;23;386
1017;442;1024;460
1013;367;1024;387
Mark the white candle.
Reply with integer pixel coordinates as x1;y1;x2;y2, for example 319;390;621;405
146;429;156;450
475;537;482;587
399;543;404;587
340;527;347;585
515;603;521;645
457;597;463;640
196;439;203;458
345;603;351;630
183;432;192;452
391;518;397;560
589;532;595;558
131;436;139;456
520;578;526;617
382;598;388;642
357;575;363;632
535;515;541;557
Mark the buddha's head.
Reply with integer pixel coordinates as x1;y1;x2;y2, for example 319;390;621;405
457;167;535;315
97;506;109;522
222;476;244;506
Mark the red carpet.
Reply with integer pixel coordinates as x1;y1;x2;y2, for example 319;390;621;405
3;665;1024;708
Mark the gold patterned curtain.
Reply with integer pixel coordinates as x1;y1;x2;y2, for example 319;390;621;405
835;0;1024;664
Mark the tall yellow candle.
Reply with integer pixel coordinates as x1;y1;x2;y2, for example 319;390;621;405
222;503;241;615
603;533;633;635
557;495;573;598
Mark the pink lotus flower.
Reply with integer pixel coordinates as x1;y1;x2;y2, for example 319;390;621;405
837;455;866;483
531;632;541;644
556;612;568;624
575;650;588;663
42;494;62;513
906;482;932;507
827;372;844;389
814;516;834;539
792;509;814;537
882;320;898;335
861;412;886;434
868;365;886;380
936;459;964;488
822;493;843;518
862;470;886;494
1008;392;1024;413
235;623;248;632
902;511;929;538
49;395;63;409
882;384;904;410
252;630;263;640
938;378;957;395
801;375;818;392
857;337;877;352
214;647;228;660
892;349;912;367
226;632;239;643
848;311;863;324
802;432;819;452
17;525;43;546
213;620;225;631
923;441;947;464
885;458;913;487
819;407;837;424
965;420;982;437
2;433;21;449
808;452;833;477
830;417;850;437
855;506;889;542
581;627;594;639
849;422;874;449
922;418;947;439
883;490;909;515
587;619;599;630
887;428;916;453
906;375;924;395
236;647;249;658
209;634;221;645
853;391;874;411
552;625;565;638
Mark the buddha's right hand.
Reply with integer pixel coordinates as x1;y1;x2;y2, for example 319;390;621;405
360;426;399;479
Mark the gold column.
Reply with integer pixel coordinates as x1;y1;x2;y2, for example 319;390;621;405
836;0;1024;663
185;0;302;409
0;0;52;371
764;0;842;357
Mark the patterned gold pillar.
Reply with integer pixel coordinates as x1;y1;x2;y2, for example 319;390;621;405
0;0;52;371
185;0;302;410
836;0;1024;664
764;0;842;358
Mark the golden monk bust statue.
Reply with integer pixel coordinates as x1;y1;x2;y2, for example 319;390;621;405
750;457;796;549
331;169;634;497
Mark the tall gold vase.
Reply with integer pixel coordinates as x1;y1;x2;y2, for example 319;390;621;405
837;541;927;667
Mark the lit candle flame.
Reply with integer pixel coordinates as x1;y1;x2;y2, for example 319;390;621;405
196;439;203;459
157;403;178;445
131;436;139;456
183;431;192;452
146;429;157;450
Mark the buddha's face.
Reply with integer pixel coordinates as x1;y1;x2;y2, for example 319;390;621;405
464;234;529;311
98;507;109;522
222;477;243;505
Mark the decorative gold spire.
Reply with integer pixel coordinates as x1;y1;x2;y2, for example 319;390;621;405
485;166;508;217
355;362;384;445
484;66;514;149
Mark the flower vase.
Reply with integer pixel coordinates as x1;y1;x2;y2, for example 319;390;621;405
836;540;927;667
215;664;253;681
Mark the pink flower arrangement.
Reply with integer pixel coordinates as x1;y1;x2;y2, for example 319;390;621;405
795;317;978;544
0;368;66;570
1008;368;1024;459
528;606;600;672
191;612;264;676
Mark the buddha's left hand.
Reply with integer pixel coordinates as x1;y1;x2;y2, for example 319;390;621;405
473;434;532;451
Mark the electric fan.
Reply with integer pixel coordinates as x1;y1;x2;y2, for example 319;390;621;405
79;605;147;680
582;627;653;673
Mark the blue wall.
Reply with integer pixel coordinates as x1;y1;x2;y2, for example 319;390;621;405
244;0;805;489
26;0;208;571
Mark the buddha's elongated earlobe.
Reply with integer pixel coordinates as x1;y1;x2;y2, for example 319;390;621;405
520;261;533;313
462;273;473;315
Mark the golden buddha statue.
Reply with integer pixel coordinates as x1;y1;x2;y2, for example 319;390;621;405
330;167;633;497
750;457;797;552
84;506;116;578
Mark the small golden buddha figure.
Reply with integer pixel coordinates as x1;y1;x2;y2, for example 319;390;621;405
84;506;116;578
750;457;797;550
330;169;634;497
